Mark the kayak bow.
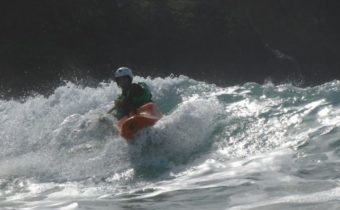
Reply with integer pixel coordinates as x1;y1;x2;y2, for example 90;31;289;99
115;102;163;143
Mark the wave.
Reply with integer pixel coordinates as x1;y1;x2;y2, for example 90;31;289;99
1;76;340;209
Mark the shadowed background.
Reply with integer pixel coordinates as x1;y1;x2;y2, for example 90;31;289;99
0;0;339;97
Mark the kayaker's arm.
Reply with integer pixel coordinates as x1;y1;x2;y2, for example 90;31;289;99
107;99;124;114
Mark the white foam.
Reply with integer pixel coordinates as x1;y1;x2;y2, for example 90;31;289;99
2;78;340;209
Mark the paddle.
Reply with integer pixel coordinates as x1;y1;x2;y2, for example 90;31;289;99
106;100;124;115
107;105;116;114
97;105;116;122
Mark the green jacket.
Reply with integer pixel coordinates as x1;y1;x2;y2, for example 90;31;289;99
114;82;152;119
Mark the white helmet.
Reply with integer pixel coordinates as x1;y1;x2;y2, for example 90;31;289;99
114;67;133;79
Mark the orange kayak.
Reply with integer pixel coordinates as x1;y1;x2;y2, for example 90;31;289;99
116;102;163;143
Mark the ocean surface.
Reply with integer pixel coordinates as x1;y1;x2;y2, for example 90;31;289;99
1;75;340;210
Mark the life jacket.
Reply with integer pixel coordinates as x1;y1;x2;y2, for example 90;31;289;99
114;82;152;119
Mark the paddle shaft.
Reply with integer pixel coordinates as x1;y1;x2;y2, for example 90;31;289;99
107;105;116;114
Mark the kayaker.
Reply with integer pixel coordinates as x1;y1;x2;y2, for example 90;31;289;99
107;67;152;119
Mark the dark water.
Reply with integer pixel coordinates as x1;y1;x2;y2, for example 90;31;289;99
1;76;340;209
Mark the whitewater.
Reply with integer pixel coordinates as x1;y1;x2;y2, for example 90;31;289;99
1;75;340;210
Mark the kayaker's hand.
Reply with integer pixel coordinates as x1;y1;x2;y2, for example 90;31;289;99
115;100;123;108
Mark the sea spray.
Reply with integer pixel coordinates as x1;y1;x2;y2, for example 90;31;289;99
1;77;340;209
